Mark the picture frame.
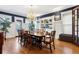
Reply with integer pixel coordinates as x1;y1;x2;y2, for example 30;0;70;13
54;13;61;21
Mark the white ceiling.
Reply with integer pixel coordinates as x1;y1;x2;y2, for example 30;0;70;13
0;5;75;17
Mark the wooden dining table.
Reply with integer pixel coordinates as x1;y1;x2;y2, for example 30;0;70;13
28;31;45;49
30;32;45;37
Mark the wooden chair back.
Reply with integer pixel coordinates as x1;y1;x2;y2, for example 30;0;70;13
51;31;56;42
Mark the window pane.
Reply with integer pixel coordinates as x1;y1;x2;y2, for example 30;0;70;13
63;25;72;34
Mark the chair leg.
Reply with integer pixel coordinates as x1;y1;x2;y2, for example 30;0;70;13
53;41;55;49
39;41;42;49
24;40;28;47
49;44;52;53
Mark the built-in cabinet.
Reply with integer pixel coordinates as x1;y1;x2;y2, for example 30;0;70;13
41;18;52;29
72;7;79;45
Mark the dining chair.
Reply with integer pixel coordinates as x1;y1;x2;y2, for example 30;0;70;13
23;31;29;46
17;30;23;43
42;31;56;53
17;30;28;46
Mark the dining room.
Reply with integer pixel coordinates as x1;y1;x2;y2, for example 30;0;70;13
0;5;79;54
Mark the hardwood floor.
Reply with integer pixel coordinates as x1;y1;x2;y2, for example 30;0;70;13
2;38;79;54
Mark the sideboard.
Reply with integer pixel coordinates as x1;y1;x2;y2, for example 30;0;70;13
0;32;4;54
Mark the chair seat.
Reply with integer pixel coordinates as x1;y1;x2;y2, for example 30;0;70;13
44;41;51;44
45;35;51;42
45;35;51;38
43;38;51;44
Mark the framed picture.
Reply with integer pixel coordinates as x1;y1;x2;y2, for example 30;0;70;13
49;19;52;22
54;14;61;21
41;20;43;23
44;19;48;23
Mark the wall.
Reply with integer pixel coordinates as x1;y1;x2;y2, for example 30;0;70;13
54;20;63;39
7;22;17;38
38;10;72;39
7;18;30;38
0;14;26;38
7;16;26;38
54;10;72;39
38;16;62;39
0;10;72;39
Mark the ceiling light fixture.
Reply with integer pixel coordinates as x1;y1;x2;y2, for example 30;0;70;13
27;5;37;20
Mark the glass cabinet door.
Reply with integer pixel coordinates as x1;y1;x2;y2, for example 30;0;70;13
77;8;79;44
75;10;78;42
72;9;76;42
72;7;79;45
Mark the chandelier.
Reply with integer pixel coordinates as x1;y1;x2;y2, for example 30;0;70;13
27;5;36;20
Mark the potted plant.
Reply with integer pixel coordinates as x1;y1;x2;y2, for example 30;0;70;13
29;21;35;32
0;17;11;40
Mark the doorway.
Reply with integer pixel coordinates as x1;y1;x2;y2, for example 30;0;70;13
15;20;22;36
